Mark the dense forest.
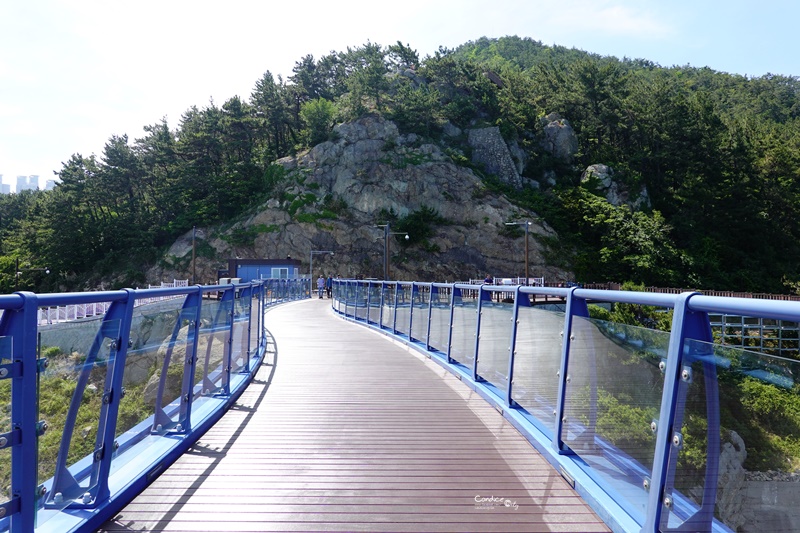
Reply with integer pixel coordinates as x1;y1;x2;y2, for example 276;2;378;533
1;36;798;293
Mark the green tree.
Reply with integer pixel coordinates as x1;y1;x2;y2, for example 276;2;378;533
299;98;337;146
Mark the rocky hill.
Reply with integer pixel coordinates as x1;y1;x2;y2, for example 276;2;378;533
151;115;570;284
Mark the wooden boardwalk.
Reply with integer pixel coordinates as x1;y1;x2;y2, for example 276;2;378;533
99;299;609;533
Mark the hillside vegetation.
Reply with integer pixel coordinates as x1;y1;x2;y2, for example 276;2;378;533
1;36;798;292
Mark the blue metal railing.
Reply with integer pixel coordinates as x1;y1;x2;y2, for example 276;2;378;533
332;280;800;533
0;278;307;533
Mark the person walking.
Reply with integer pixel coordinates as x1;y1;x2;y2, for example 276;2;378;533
326;275;333;299
317;275;325;298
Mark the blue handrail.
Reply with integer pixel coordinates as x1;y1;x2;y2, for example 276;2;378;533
0;278;308;533
332;280;800;533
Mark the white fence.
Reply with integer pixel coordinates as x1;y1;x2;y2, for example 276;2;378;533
36;280;189;326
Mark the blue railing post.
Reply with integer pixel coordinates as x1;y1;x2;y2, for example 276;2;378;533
506;286;530;408
377;281;385;325
643;291;713;533
553;287;589;453
3;292;39;533
392;281;400;333
365;281;373;323
409;283;417;340
446;285;458;364
473;286;491;382
179;286;204;433
221;285;236;396
91;289;136;506
426;285;437;350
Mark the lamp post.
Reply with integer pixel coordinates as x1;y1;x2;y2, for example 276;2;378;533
377;223;409;281
309;250;334;295
504;220;535;285
15;258;50;292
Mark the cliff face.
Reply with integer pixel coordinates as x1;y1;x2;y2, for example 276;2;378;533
153;116;571;284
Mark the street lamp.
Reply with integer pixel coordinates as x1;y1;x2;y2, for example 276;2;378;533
504;220;536;285
15;258;50;292
376;223;409;281
309;250;334;295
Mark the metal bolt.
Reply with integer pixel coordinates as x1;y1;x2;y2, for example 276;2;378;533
673;433;683;448
556;371;560;377
128;340;134;348
183;394;190;402
0;437;6;448
0;507;5;518
120;388;126;399
114;441;120;451
109;340;118;350
553;410;557;416
176;424;183;432
0;368;7;378
37;485;47;498
93;450;102;462
659;361;666;372
650;421;658;433
566;375;571;383
82;492;92;504
664;495;673;509
562;416;567;423
643;478;650;491
54;492;64;504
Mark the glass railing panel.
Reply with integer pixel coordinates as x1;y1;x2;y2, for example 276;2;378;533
380;286;395;330
660;339;800;532
410;288;431;344
429;301;451;354
511;307;565;434
476;303;513;392
367;285;382;324
37;318;121;518
354;285;368;321
393;285;412;336
230;295;251;374
0;336;11;522
450;298;478;367
115;300;189;440
561;316;669;524
194;299;232;399
249;293;260;351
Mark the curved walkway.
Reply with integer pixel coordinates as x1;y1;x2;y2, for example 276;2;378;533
99;299;609;532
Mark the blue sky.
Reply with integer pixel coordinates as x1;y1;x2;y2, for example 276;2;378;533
1;0;797;190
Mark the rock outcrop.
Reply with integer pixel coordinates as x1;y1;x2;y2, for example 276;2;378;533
541;112;578;163
467;126;523;189
580;164;651;210
152;116;570;284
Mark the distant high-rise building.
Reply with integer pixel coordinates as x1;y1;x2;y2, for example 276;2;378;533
45;179;57;191
0;183;10;194
16;175;38;192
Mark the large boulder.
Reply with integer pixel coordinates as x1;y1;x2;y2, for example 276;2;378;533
541;112;578;163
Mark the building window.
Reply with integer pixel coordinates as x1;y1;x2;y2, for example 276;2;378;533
271;267;289;279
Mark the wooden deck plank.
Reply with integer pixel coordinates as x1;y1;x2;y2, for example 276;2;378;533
100;299;610;533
